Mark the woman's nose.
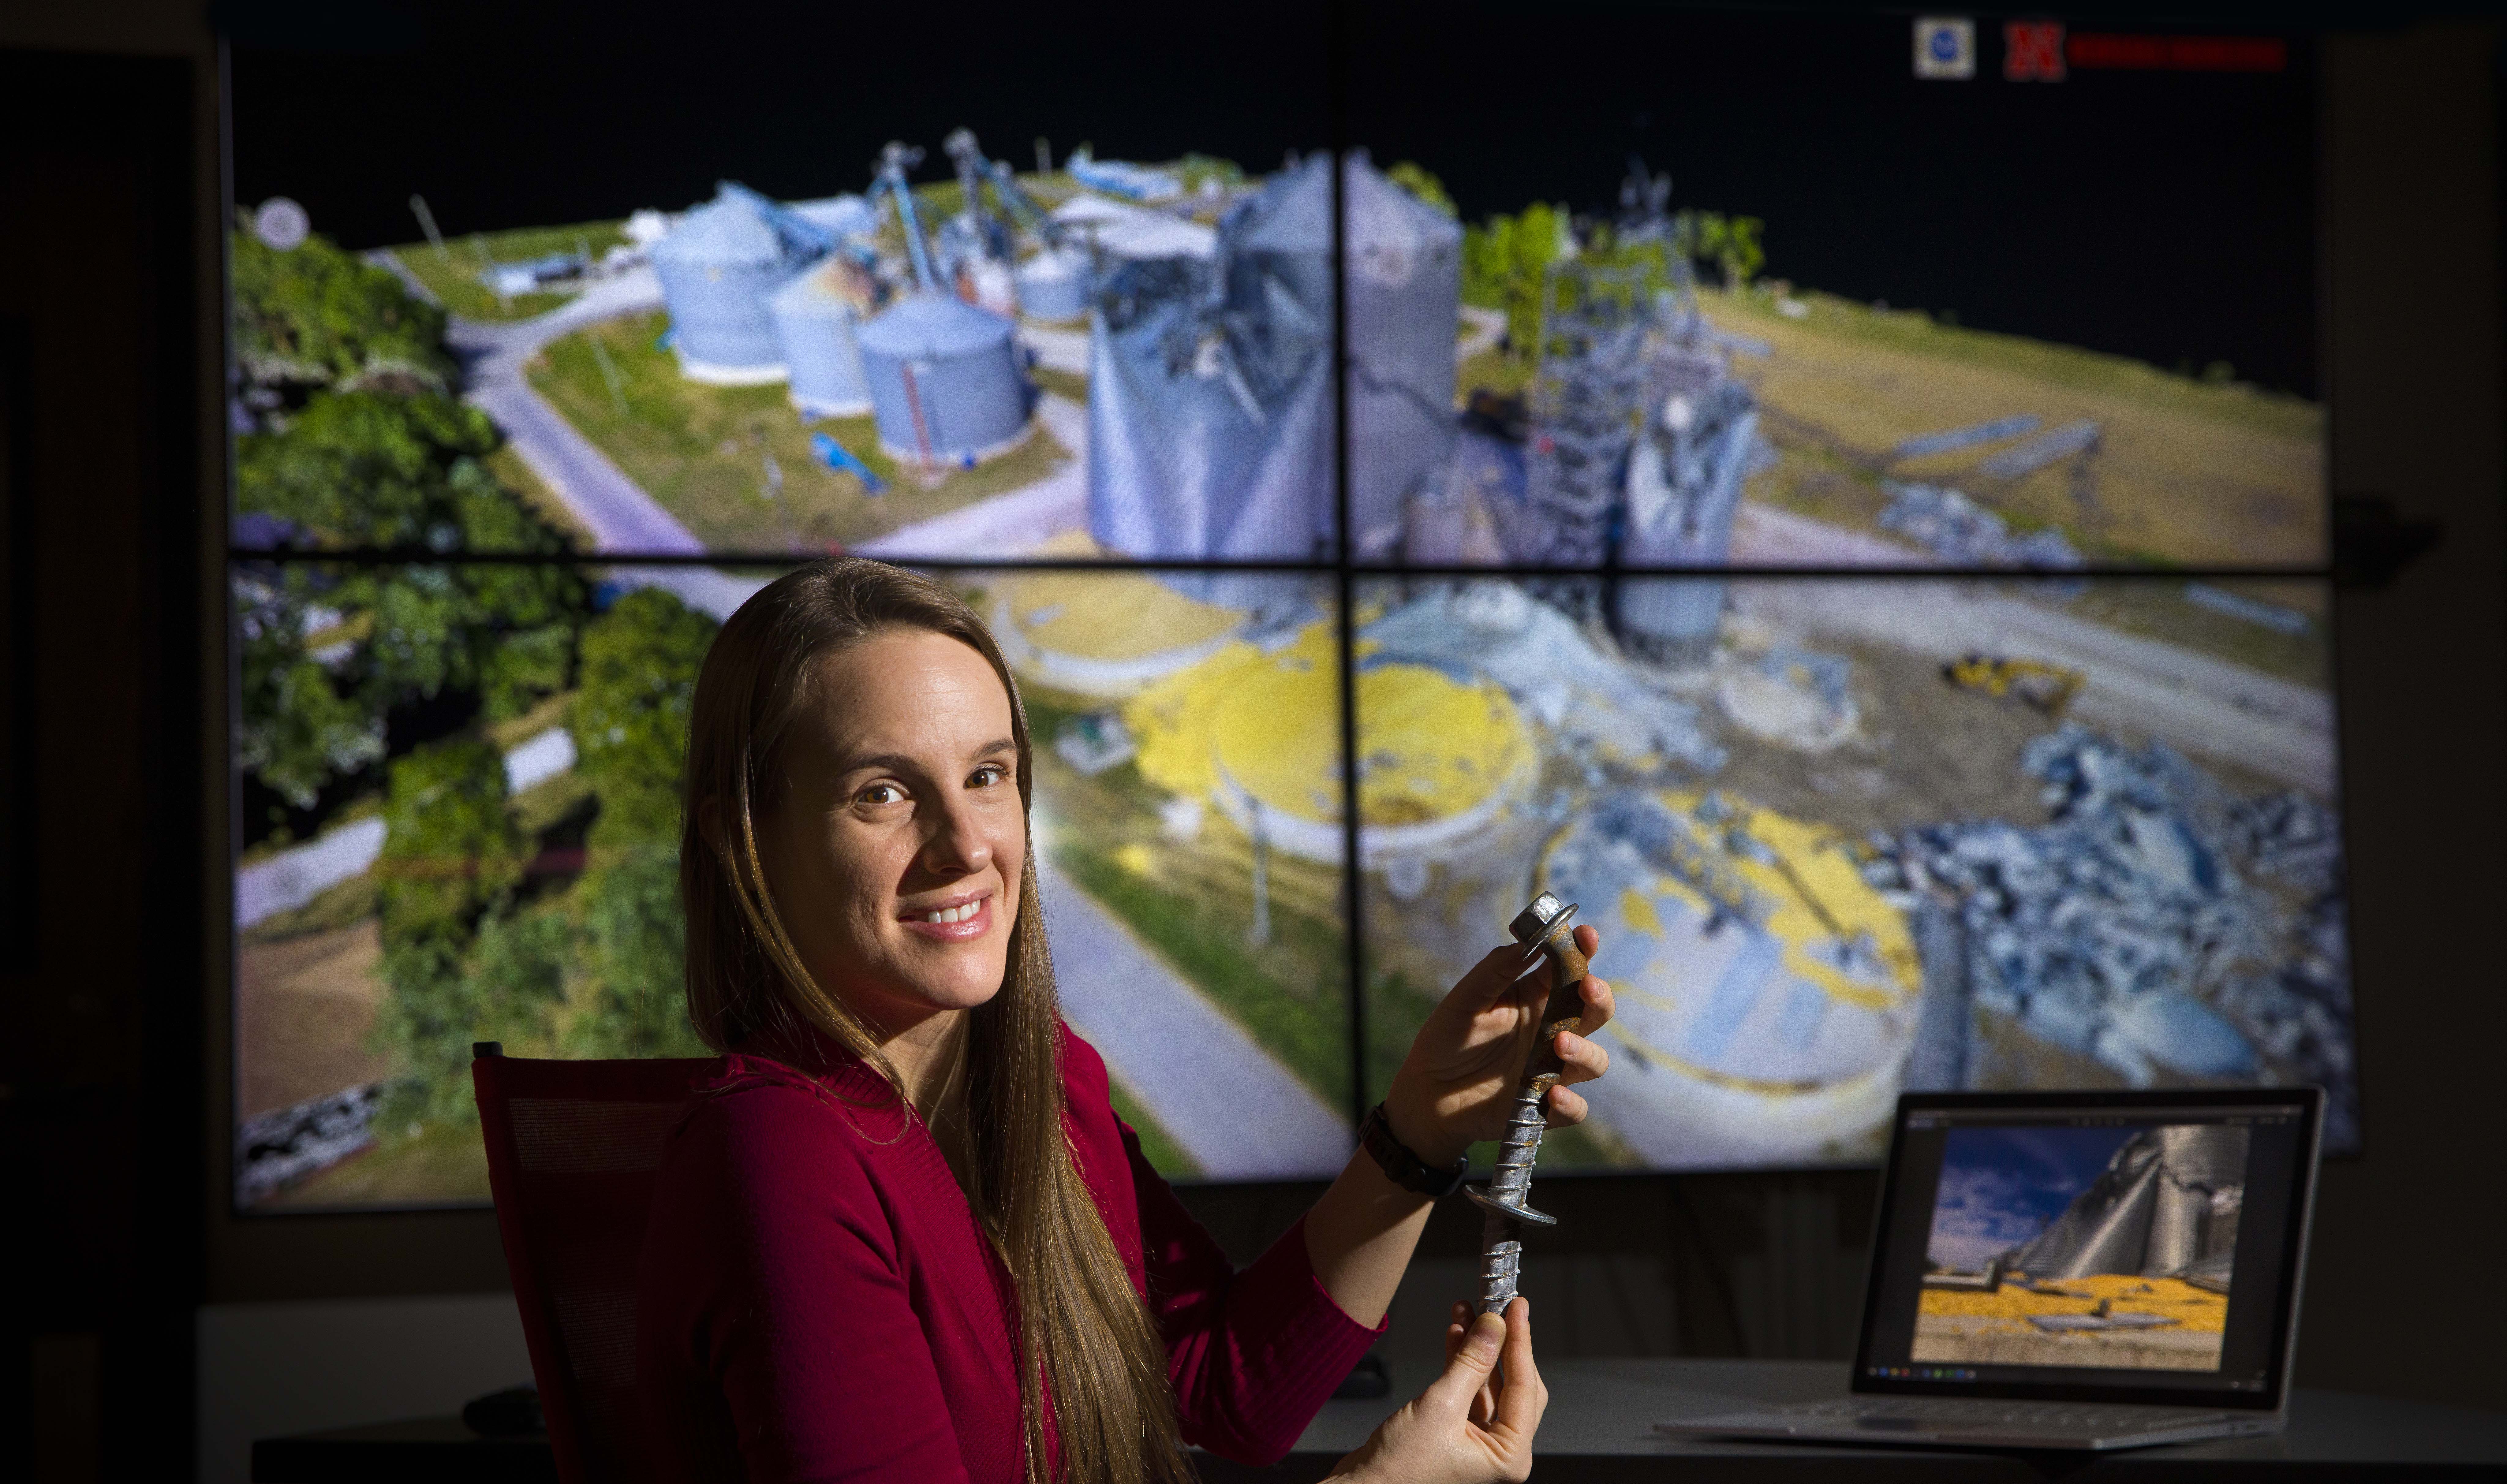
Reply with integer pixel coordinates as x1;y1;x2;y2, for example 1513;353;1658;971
921;798;993;877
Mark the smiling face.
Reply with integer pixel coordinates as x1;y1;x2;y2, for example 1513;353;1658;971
753;628;1026;1038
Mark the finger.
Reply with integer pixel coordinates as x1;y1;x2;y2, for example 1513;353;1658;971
1553;1025;1610;1086
1453;941;1544;1012
1419;1311;1506;1418
1578;971;1616;1037
1573;923;1598;960
1493;1297;1545;1439
1444;1320;1466;1370
1544;1082;1588;1127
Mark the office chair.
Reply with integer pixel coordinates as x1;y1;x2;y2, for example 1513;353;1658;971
473;1043;711;1484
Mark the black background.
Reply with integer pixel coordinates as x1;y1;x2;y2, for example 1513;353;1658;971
228;0;2317;396
1351;4;2317;395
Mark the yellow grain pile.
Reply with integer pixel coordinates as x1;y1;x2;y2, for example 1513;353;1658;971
1126;624;1532;832
1920;1274;2228;1333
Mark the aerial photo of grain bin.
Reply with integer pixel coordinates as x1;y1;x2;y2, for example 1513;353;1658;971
1913;1123;2248;1370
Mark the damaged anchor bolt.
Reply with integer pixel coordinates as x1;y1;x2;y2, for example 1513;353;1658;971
1464;891;1589;1316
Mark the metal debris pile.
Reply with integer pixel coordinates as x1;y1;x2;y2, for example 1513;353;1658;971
236;1082;385;1204
1862;726;2354;1135
1877;481;2084;569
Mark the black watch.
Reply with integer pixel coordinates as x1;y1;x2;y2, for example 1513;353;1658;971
1359;1102;1469;1200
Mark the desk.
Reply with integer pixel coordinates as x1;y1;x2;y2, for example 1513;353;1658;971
253;1359;2507;1482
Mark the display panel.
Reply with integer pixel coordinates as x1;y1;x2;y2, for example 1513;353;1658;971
1348;5;2322;572
226;4;2349;1207
1856;1095;2318;1401
1918;1121;2249;1371
227;12;1336;567
1354;575;2353;1170
233;558;1348;1207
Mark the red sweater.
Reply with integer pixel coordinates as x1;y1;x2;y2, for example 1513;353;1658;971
634;1025;1380;1483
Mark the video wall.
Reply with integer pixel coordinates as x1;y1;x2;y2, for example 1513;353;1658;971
228;5;2349;1208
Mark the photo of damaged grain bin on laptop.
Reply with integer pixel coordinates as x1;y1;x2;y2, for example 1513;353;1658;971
1920;1122;2249;1370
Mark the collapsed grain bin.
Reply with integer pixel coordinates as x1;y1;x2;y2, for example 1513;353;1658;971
1088;252;1329;607
652;183;835;383
1537;787;1923;1167
1087;153;1458;584
2009;1125;2250;1282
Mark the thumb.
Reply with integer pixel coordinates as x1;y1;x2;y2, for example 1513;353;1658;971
1419;1311;1505;1415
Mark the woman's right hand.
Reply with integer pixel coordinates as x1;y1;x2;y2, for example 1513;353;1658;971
1327;1298;1546;1484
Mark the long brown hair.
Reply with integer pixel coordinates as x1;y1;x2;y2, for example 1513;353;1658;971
680;559;1189;1484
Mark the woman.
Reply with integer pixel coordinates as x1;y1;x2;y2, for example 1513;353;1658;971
636;560;1614;1484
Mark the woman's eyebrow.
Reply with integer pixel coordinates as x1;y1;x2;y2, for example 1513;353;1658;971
832;739;1016;777
833;751;924;778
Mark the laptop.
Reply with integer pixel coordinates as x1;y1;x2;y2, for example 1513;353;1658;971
1657;1085;2325;1451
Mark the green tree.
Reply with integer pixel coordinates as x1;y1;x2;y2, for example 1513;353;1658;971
1386;162;1455;218
235;573;385;810
376;737;525;943
1462;203;1572;359
566;849;706;1060
234;388;588;818
371;738;530;1120
338;558;586;720
1175;154;1247;193
562;587;722;1059
571;587;721;848
238;390;521;550
1674;211;1766;292
231;227;454;397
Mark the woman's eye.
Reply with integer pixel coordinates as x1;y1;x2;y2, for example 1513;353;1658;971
857;782;906;806
970;763;1010;788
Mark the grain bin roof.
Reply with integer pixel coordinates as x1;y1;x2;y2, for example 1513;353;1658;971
654;182;835;269
856;292;1014;359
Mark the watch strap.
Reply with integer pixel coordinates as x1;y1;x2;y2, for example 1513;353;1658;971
1359;1102;1468;1200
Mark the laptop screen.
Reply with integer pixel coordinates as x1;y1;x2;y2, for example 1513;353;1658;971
1854;1088;2323;1409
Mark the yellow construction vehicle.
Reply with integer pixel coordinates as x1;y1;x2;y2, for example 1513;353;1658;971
1942;653;2085;717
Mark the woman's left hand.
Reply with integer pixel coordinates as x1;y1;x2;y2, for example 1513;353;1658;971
1380;924;1612;1166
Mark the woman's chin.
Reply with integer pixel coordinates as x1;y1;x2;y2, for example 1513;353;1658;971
874;954;1009;1018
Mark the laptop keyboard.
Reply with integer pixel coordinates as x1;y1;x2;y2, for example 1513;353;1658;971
1773;1399;2231;1432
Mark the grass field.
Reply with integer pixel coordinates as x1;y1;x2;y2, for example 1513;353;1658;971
1030;365;1087;403
528;310;1068;552
387;218;628;321
267;1118;492;1208
1706;288;2323;567
2056;579;2328;688
484;444;592;550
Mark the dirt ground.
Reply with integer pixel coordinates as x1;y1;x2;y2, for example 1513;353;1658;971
1913;1314;2224;1370
1709;637;2059;844
237;918;397;1118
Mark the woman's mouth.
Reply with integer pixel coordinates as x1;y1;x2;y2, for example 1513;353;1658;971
900;892;992;942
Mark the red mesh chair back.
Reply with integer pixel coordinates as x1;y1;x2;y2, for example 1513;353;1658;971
473;1045;712;1484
